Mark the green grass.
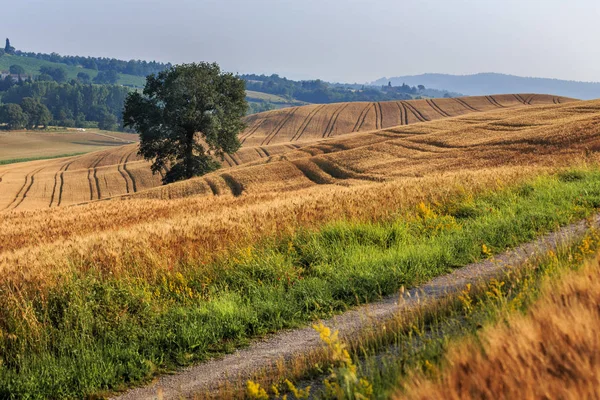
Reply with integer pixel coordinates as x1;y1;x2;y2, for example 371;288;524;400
0;152;87;166
331;227;599;399
0;54;146;87
1;168;600;398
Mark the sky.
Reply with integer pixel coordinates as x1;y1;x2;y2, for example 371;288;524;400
4;0;600;83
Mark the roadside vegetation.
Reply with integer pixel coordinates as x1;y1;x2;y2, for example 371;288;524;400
1;167;600;397
242;224;600;399
401;246;600;399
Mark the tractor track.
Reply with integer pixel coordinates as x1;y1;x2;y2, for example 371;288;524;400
49;160;74;207
352;103;372;132
513;94;529;105
4;167;44;211
486;96;505;108
291;105;326;142
376;102;384;129
401;101;428;122
426;99;451;118
453;97;480;112
394;102;406;125
117;152;132;194
122;150;138;193
323;103;349;138
261;107;299;146
55;160;77;207
87;152;109;201
240;120;264;144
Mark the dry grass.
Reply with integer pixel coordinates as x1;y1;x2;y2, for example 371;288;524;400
0;167;541;290
0;94;573;211
402;253;600;400
1;98;599;295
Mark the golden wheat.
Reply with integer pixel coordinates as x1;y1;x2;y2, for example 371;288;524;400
401;253;600;400
0;95;572;211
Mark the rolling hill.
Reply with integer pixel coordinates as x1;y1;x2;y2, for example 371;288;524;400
0;53;146;87
0;129;137;163
0;94;576;212
2;92;600;398
374;73;600;100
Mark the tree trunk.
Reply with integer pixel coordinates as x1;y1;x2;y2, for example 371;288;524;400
185;130;195;179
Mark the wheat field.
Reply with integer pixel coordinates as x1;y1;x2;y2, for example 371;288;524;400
0;94;575;211
2;93;600;397
1;96;598;292
403;253;600;400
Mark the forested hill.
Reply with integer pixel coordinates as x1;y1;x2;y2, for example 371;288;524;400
13;50;170;78
373;73;600;100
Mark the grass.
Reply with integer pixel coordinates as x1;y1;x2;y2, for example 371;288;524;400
243;225;600;400
0;54;146;87
1;168;600;398
401;249;600;399
0;152;88;165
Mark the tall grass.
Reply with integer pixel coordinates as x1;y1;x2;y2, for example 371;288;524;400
1;169;600;397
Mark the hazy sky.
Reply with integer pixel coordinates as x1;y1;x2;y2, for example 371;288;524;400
4;0;599;83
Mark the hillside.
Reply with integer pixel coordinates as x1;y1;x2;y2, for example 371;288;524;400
0;53;146;87
0;129;137;163
374;73;600;100
0;94;575;211
240;93;571;146
2;94;600;398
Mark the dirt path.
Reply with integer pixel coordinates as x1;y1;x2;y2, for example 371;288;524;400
114;215;599;400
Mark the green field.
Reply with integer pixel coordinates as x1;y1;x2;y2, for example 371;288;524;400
246;90;308;107
0;54;146;87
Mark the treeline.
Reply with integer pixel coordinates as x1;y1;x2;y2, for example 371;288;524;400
0;81;128;130
242;74;413;103
15;50;171;77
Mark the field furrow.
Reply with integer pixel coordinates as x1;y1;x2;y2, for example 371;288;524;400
402;101;428;122
453;97;480;112
323;103;350;138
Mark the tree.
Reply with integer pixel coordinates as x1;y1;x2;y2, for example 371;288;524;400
124;62;247;183
39;66;67;83
4;38;15;55
21;97;52;129
98;113;118;131
9;65;24;76
0;75;14;91
0;104;28;129
418;85;425;91
77;72;91;83
93;70;118;84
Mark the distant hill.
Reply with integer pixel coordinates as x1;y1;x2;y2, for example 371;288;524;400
372;73;600;100
0;54;145;87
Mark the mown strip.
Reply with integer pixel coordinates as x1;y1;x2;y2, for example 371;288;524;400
1;169;600;398
0;152;86;166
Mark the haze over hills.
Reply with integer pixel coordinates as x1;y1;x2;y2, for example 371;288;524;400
373;73;600;100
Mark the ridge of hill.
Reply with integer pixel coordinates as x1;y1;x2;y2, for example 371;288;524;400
0;54;146;87
373;73;600;100
0;94;576;212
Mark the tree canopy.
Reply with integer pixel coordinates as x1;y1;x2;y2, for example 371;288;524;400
124;62;247;184
4;38;15;55
9;65;25;75
0;104;27;129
